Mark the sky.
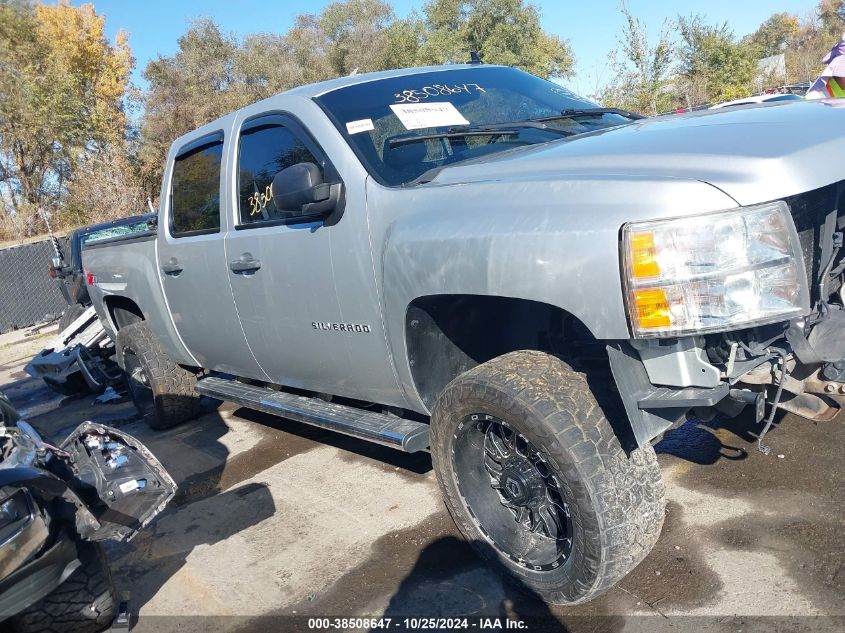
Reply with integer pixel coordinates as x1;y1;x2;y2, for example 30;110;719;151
75;0;821;97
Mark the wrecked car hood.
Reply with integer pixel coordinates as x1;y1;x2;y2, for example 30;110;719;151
428;99;845;206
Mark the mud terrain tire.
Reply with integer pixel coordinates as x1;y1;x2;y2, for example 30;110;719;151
430;350;665;605
116;321;199;430
8;542;115;633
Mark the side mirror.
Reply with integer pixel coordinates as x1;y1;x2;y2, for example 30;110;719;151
271;162;342;217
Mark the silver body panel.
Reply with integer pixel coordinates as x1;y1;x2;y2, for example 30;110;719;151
81;65;845;415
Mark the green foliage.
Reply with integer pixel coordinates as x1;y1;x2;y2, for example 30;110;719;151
747;12;800;58
137;0;575;187
592;4;674;115
319;0;396;74
676;15;758;106
593;0;844;113
0;0;134;238
416;0;574;78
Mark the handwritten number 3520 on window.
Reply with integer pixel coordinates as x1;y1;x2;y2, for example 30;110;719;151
248;185;272;216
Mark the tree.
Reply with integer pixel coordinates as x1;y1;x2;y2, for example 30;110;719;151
138;0;575;188
747;12;800;58
819;0;845;34
415;0;574;78
138;19;242;189
593;3;674;115
378;13;427;70
676;15;757;106
318;0;395;74
0;0;133;239
783;0;845;84
60;142;147;231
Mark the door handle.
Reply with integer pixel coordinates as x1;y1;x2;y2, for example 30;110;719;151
230;254;261;274
161;258;183;276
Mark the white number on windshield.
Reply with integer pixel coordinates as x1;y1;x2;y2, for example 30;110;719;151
393;83;486;103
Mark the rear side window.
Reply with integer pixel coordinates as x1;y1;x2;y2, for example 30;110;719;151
171;138;223;237
237;124;320;225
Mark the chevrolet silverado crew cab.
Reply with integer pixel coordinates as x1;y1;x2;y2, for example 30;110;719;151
81;64;845;604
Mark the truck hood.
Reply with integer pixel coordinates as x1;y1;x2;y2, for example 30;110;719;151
428;99;845;206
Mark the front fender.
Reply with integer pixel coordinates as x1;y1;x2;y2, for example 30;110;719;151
373;174;737;410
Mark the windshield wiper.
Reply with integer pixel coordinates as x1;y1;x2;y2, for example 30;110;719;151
536;107;645;122
388;128;520;148
387;108;642;149
389;108;642;150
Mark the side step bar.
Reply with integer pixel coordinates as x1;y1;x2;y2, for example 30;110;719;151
196;376;429;452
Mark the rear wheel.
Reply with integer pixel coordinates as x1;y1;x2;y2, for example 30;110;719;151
115;321;200;430
430;350;665;605
57;304;86;333
8;542;115;633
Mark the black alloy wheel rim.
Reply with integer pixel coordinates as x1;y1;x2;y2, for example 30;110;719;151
451;413;573;571
123;348;154;417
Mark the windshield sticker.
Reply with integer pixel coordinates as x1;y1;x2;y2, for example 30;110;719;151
389;102;470;130
393;83;486;104
345;118;375;134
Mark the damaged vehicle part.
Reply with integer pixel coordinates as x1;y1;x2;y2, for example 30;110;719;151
37;214;156;398
0;399;175;632
25;307;123;397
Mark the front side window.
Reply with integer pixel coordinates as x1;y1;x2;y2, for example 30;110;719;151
237;123;320;225
171;138;223;236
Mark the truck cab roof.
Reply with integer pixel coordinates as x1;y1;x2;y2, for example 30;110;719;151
169;64;501;150
283;63;495;98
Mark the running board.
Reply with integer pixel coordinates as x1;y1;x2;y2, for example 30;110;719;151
196;376;429;452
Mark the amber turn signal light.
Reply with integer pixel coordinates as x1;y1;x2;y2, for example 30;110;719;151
629;232;660;279
632;288;672;329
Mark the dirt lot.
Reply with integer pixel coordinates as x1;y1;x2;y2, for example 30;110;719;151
1;325;843;633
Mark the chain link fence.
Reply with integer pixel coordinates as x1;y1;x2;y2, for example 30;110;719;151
0;238;68;334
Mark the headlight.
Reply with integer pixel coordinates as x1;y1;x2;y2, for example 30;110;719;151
622;201;809;337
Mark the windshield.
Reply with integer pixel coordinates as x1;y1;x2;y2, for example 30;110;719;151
314;66;632;186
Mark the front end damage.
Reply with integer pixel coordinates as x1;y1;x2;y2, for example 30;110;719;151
612;181;845;451
0;419;175;619
0;421;176;543
25;307;122;393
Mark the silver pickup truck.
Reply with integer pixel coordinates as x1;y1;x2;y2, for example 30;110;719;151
82;63;845;605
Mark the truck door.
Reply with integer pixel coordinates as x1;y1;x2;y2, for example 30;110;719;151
156;132;268;379
224;114;403;404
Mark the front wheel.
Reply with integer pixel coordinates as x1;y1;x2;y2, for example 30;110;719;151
430;351;665;605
